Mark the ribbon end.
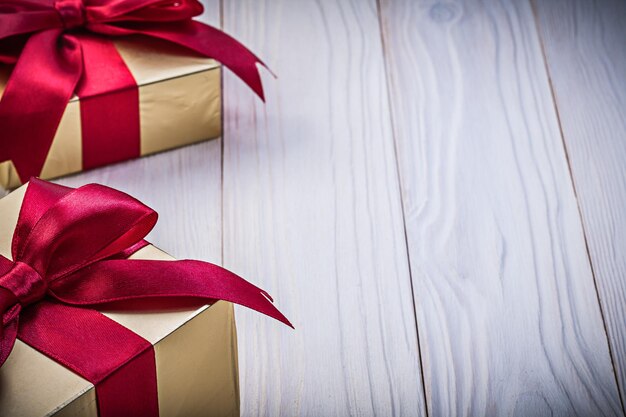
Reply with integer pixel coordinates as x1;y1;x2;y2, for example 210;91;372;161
254;61;277;102
260;289;273;303
249;65;266;102
257;290;293;329
258;60;277;80
271;308;294;329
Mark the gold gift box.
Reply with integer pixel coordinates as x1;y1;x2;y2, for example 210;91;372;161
0;184;240;417
0;37;222;190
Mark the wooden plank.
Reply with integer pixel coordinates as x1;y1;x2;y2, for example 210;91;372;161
378;0;623;415
221;0;426;415
533;0;626;409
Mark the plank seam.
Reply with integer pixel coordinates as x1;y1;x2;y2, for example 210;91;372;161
529;1;626;413
375;1;430;415
219;0;225;267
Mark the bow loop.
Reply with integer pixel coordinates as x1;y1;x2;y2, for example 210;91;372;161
14;180;157;282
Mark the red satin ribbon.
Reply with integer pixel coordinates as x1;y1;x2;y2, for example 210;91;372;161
0;178;291;417
0;0;266;183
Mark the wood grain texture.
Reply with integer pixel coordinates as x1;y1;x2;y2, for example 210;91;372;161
379;0;623;416
533;0;626;409
220;0;426;416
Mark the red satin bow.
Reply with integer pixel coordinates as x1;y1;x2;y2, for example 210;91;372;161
0;0;266;183
0;178;291;417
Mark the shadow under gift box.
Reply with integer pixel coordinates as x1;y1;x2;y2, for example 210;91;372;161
0;37;222;190
0;185;239;417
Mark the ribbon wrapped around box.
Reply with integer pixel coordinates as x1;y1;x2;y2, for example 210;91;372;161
0;0;266;189
0;178;291;417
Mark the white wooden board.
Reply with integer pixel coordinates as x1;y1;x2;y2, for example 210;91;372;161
378;0;622;415
221;0;426;416
533;0;626;409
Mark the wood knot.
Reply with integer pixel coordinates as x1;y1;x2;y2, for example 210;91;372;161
429;3;459;23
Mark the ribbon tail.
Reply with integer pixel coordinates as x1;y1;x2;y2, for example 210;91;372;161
144;21;267;100
0;30;83;183
92;21;267;100
51;259;293;328
149;21;267;100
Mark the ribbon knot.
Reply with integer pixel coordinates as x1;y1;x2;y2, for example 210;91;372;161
0;261;47;307
54;0;86;29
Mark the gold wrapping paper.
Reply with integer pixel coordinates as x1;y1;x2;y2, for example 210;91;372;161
0;184;240;417
0;37;222;189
